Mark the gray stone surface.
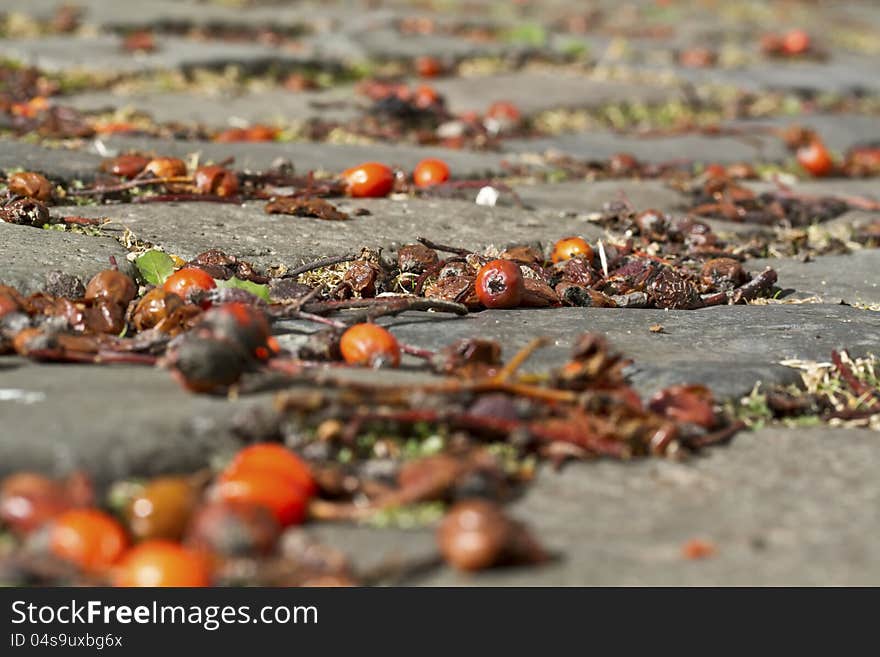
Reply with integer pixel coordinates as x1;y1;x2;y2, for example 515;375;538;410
50;199;605;267
515;179;687;213
0;222;134;295
0;35;310;74
0;139;103;182
411;425;880;585
65;88;362;126
431;71;683;116
753;250;880;305
95;136;506;177
0;359;256;485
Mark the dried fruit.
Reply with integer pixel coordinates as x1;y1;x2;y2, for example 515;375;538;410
186;501;279;557
100;154;150;179
342;162;395;198
50;508;128;571
84;270;137;307
7;172;52;202
475;259;524;309
339;323;401;368
115;540;211;587
125;476;199;541
413;158;451;188
144;157;187;179
194;165;239;197
0;473;71;534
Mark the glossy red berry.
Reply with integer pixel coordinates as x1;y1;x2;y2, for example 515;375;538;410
413;158;451;188
223;443;316;497
339;323;401;368
163;268;217;304
797;139;834;177
342;162;395;198
475;259;524;309
215;471;309;527
50;508;129;571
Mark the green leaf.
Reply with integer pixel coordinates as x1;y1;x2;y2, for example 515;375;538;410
215;277;271;302
135;250;175;286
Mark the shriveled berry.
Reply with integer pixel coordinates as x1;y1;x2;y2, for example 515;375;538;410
163;268;217;305
475;259;524;309
186;501;280;557
84;269;137;306
131;288;185;331
125;476;199;541
649;384;716;429
50;508;128;571
413;158;451;188
194;165;239;196
100;154;150;179
700;257;747;289
198;302;271;358
339;323;401;368
551;237;593;264
342;162;395;198
144;157;187;179
115;540;211;587
169;334;250;393
7;172;52;202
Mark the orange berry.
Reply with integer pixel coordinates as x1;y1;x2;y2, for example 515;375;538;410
782;29;810;55
7;171;52;202
551;237;594;264
115;540;211;587
413;85;441;108
486;101;521;122
797;139;834;177
413;158;451;188
215;471;309;526
474;259;524;309
144;157;187;179
50;509;128;571
342;162;395;198
415;55;444;78
163;268;217;305
223;444;316;496
339;323;401;368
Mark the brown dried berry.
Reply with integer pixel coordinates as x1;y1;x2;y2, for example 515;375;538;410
126;476;199;541
700;258;747;289
100;154;151;179
194;165;240;197
7;172;52;202
187;501;280;557
144;157;187;179
84;270;137;306
131;288;185;332
397;244;439;273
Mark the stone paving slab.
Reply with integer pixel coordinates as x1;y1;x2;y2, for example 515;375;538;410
51;199;604;267
0;35;311;75
0;221;135;295
410;425;880;586
0;359;256;485
515;179;687;214
428;71;683;116
0;139;104;182
95;136;507;177
65;88;362;126
752;250;880;305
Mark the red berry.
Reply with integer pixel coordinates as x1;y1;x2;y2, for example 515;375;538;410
115;540;211;587
163;268;217;304
475;259;524;309
339;323;401;368
223;443;316;496
797;139;834;176
413;85;441;108
50;508;129;571
413;158;451;188
0;473;70;534
551;237;593;264
782;29;810;55
342;162;395;198
100;154;150;179
415;56;444;78
486;101;521;122
215;471;309;527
